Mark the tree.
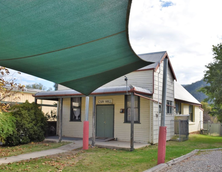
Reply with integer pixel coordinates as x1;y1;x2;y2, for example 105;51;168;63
201;101;218;123
201;43;222;122
0;113;16;143
26;83;53;91
26;83;46;90
4;101;47;146
0;66;25;112
54;83;58;90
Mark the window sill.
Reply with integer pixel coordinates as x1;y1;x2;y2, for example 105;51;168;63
123;122;141;124
189;121;195;125
69;120;82;122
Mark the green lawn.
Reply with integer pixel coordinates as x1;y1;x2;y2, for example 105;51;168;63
0;134;221;172
0;141;69;158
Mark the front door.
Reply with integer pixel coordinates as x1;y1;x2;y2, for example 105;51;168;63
96;105;114;138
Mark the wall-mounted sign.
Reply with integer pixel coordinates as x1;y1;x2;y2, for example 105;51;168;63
98;99;113;104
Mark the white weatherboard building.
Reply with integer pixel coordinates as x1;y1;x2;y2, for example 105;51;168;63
35;51;203;144
174;81;203;133
2;88;57;117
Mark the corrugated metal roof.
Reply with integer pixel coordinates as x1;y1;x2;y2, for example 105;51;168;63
174;81;201;105
35;85;152;98
138;51;166;70
5;86;43;94
137;51;177;80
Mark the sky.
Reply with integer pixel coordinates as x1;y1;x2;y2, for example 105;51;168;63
129;0;222;85
7;0;222;89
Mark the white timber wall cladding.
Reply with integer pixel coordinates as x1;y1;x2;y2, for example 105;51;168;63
5;91;38;103
62;97;93;138
58;69;154;92
95;95;151;143
182;103;189;114
62;98;83;138
152;61;175;144
4;92;56;116
58;84;70;90
136;97;150;143
61;95;151;143
41;100;57;118
102;70;154;92
189;106;202;133
181;103;202;133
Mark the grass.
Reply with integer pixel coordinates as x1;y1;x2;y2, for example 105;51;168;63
0;134;221;172
0;141;69;158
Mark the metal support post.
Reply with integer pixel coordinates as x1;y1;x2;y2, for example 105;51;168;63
158;58;168;164
58;98;63;143
92;96;96;146
130;92;135;151
83;96;89;150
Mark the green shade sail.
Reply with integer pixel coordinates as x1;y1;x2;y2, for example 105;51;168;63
0;0;152;95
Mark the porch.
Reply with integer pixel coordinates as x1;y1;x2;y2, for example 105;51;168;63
36;85;153;150
45;136;150;150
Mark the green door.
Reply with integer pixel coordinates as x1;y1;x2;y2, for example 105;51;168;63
96;105;114;138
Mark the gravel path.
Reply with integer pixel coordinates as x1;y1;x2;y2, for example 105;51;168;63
161;150;222;172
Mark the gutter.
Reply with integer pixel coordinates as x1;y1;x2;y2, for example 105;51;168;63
175;98;201;106
33;87;152;99
134;93;175;108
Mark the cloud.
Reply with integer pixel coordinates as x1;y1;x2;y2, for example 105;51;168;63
6;68;54;89
160;1;175;8
2;1;221;88
129;0;222;84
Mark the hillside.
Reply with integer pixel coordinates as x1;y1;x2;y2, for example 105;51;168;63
183;79;208;102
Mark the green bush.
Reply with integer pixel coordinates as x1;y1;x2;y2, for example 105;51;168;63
0;113;16;144
5;101;47;146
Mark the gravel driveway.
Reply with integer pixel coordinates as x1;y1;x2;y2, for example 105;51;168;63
160;150;222;172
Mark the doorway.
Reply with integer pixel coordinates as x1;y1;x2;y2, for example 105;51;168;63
96;105;114;138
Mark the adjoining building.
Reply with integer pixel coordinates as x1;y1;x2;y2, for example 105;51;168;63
2;88;57;119
174;81;203;133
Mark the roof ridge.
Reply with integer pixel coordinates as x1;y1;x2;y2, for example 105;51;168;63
138;51;167;56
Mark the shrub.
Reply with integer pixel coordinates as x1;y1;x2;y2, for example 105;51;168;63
0;112;16;144
4;101;47;146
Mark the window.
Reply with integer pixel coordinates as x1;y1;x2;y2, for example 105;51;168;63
175;101;181;114
189;105;194;122
70;97;81;121
125;95;140;123
167;100;173;114
159;104;162;113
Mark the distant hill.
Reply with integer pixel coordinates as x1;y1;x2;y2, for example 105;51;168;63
183;79;208;102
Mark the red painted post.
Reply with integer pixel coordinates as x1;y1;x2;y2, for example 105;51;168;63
157;126;167;164
83;121;89;150
157;58;168;164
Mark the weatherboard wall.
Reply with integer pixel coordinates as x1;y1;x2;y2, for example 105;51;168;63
57;61;175;144
102;70;154;92
152;61;175;144
3;91;56;117
180;103;203;133
61;95;151;143
58;85;70;90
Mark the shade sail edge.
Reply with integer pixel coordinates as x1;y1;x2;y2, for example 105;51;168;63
0;0;153;95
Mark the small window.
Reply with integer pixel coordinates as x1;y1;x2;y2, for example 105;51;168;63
167;100;173;114
159;104;162;113
176;101;181;114
70;97;81;121
189;105;194;122
125;95;140;123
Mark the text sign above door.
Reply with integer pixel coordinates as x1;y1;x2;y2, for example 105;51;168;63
98;99;113;104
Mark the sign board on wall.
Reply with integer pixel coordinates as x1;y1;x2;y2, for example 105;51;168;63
98;99;113;104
